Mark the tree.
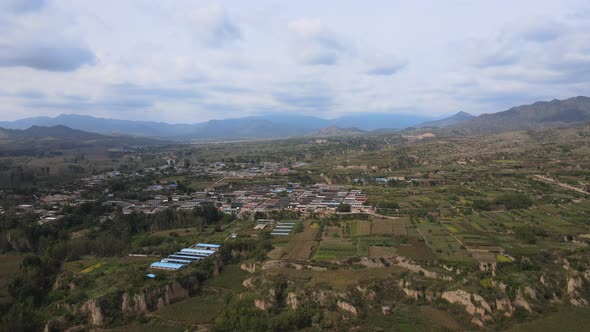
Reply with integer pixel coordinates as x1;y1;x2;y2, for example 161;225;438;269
336;203;351;213
472;199;492;211
496;193;533;210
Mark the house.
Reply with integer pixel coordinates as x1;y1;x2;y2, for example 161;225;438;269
375;178;389;184
254;223;268;230
195;243;221;251
17;204;34;212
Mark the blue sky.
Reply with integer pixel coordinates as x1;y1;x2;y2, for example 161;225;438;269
1;0;589;122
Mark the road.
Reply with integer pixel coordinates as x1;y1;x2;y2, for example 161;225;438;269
335;211;400;220
533;175;589;195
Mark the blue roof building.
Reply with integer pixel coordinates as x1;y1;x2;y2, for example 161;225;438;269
181;248;216;255
150;243;221;271
150;262;186;270
195;243;221;251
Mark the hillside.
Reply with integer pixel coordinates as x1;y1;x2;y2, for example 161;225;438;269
309;126;365;137
451;96;590;133
10;125;105;140
0;125;166;155
414;111;474;128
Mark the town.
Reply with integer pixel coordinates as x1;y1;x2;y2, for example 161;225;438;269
3;158;375;226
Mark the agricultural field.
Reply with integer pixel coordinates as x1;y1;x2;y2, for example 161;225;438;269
155;293;225;325
2;123;590;331
63;256;159;299
284;222;319;260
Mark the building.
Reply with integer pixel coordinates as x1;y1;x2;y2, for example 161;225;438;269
270;222;295;236
149;262;186;271
195;243;221;251
150;243;221;271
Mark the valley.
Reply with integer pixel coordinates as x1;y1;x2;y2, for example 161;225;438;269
1;118;590;331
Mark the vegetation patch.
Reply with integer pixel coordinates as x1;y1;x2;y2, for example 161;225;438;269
80;262;105;274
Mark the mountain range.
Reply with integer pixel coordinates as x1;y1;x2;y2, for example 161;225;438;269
1;96;590;141
449;96;590;133
0;113;434;140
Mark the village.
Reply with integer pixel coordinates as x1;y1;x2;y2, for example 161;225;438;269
1;156;374;227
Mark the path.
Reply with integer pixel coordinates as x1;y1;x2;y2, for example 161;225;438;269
533;175;589;195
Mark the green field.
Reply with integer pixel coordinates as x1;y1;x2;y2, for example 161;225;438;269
508;306;590;332
203;264;248;291
155;294;224;324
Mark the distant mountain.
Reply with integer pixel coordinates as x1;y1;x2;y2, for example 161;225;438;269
4;97;589;140
0;113;433;140
309;126;365;137
0;114;196;137
451;96;590;133
10;125;105;140
414;111;474;128
0;125;165;155
329;114;434;130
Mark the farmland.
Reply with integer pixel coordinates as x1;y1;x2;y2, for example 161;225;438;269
2;124;590;331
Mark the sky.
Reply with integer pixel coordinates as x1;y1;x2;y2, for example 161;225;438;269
1;0;590;123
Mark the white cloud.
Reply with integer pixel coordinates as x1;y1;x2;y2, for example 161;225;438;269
0;1;589;122
287;18;349;65
189;5;241;47
366;53;407;75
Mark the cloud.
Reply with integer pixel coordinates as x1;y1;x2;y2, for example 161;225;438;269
466;15;590;88
25;98;153;112
190;5;241;47
206;84;251;94
274;92;333;109
110;83;201;100
367;53;407;76
475;49;519;68
0;0;45;14
516;19;566;43
287;18;349;66
23;82;204;113
272;82;334;110
294;48;340;65
15;89;46;99
471;19;568;69
0;42;95;72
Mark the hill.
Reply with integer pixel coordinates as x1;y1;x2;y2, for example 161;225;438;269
10;125;105;140
451;96;590;133
309;126;366;137
0;125;166;156
414;111;474;128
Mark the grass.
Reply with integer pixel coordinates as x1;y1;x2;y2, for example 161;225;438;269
155;294;224;324
284;223;319;259
508;306;590;332
203;264;247;292
480;277;493;288
496;254;513;263
0;254;22;303
63;255;159;299
263;265;401;290
312;242;357;260
81;262;104;273
445;225;460;233
357;236;395;256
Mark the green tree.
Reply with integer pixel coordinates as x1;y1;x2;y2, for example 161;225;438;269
336;203;351;213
